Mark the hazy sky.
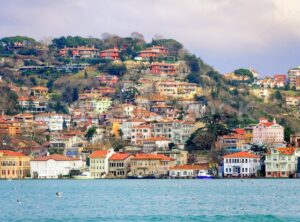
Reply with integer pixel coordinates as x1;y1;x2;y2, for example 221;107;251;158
1;0;300;76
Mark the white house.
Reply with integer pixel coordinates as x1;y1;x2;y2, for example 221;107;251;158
35;113;71;131
30;154;84;179
89;149;115;178
223;151;261;177
169;165;205;178
142;137;171;152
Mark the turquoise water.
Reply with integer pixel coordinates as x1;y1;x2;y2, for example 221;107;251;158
1;179;300;222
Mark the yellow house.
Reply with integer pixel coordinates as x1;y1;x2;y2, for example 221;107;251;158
0;150;31;179
155;80;199;99
130;153;175;176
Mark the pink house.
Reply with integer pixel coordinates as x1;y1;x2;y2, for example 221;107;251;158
252;118;284;145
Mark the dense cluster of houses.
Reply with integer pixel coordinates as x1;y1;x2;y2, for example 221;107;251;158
2;113;300;179
2;42;300;180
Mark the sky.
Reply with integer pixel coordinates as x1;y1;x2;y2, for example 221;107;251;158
1;0;300;76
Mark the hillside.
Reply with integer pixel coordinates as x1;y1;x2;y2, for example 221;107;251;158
0;34;300;142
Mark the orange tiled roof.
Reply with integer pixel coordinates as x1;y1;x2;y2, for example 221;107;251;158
143;137;171;142
132;153;175;161
32;154;79;161
276;147;298;155
31;86;48;91
90;150;108;158
109;153;131;161
223;151;260;159
0;150;26;157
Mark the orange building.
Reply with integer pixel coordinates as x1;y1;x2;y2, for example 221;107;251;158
138;46;168;59
150;62;176;75
0;117;21;136
0;150;31;179
99;47;121;60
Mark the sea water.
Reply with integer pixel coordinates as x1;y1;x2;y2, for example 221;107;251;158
1;179;300;222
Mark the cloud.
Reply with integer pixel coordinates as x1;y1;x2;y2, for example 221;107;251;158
1;0;300;75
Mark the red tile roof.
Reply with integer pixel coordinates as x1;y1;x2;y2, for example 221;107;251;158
223;151;260;159
0;150;26;157
132;153;175;161
276;147;298;155
143;137;171;142
90;150;108;158
32;154;79;161
109;153;132;161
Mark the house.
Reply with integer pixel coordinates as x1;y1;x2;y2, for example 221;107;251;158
99;47;121;60
169;165;206;178
150;62;176;75
156;149;188;166
96;75;118;86
130;153;175;177
288;67;300;89
137;46;168;59
30;154;84;179
274;74;286;83
108;153;133;178
120;119;146;140
131;124;153;146
252;118;284;147
0;117;21;136
223;151;261;177
155;80;199;99
142;137;171;153
35;113;71;131
285;97;300;106
290;132;300;147
58;46;99;59
90;149;115;178
18;96;48;113
217;128;250;152
30;86;48;98
49;134;87;156
0;150;31;179
265;147;300;178
77;96;112;114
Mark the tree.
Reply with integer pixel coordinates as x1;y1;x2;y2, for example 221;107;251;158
84;70;88;79
274;90;283;101
99;62;127;76
72;88;79;102
85;126;97;142
118;129;124;139
234;68;254;82
186;112;233;152
184;54;200;73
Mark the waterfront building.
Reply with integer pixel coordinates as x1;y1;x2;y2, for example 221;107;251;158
90;149;115;178
108;153;133;178
169;165;205;178
265;147;300;178
130;153;175;177
223;151;261;177
156;149;188;166
0;150;31;179
30;154;84;179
